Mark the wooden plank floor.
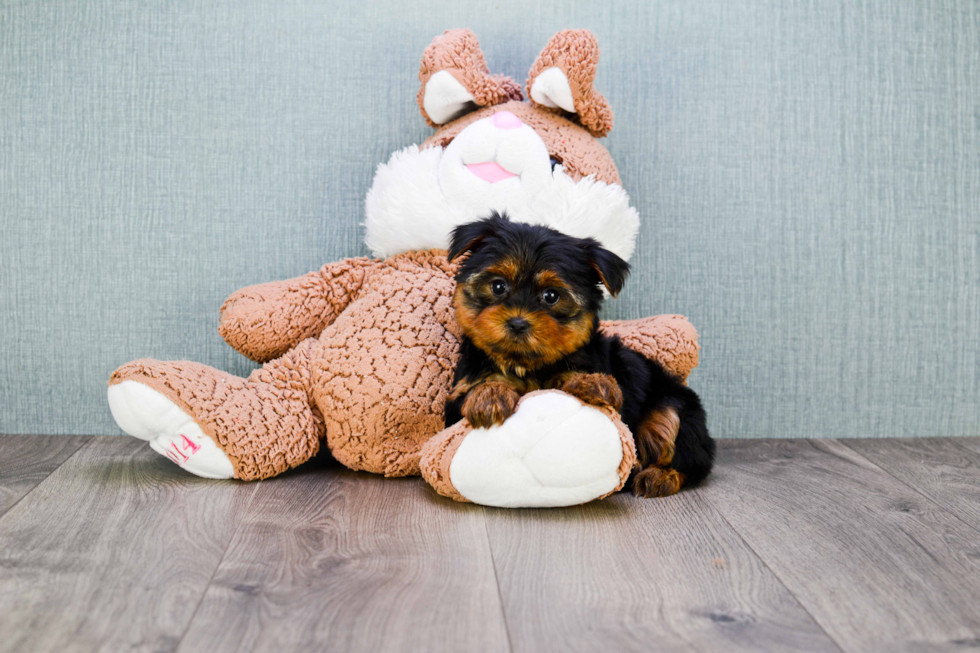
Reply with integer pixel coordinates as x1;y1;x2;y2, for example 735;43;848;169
1;436;979;652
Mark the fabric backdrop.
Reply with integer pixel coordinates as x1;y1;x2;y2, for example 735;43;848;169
2;0;978;438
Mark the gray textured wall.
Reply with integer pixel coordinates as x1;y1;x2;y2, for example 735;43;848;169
2;1;978;438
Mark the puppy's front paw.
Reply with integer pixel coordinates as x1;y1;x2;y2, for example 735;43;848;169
561;373;623;412
462;381;521;428
632;467;685;498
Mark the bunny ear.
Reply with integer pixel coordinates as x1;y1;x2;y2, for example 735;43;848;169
526;30;614;137
417;29;523;127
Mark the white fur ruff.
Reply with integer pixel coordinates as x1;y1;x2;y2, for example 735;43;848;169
364;145;640;261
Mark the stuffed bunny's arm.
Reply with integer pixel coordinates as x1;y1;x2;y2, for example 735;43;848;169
219;257;380;363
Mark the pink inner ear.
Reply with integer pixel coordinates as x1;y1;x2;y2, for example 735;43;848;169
466;161;518;183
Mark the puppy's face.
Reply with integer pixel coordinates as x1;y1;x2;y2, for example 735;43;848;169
449;213;630;375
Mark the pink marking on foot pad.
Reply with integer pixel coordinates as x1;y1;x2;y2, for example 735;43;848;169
466;161;518;184
165;443;188;465
164;434;201;465
180;434;201;454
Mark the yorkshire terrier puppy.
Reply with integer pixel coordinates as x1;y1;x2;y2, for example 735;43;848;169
444;212;714;497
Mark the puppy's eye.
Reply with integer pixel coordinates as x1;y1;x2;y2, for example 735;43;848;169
490;279;508;297
542;288;560;306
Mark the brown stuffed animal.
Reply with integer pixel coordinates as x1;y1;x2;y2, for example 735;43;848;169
107;29;699;507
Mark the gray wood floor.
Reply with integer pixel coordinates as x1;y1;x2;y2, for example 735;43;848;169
1;435;979;653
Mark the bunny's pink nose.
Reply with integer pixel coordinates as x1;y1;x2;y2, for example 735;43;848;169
491;111;522;130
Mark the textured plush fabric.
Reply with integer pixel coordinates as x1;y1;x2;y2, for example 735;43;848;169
417;29;524;127
419;420;471;502
2;1;979;438
109;347;324;481
110;250;693;480
526;30;614;137
600;316;700;384
219;258;381;363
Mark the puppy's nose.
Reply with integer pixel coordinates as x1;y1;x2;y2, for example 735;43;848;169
491;110;522;130
506;317;530;335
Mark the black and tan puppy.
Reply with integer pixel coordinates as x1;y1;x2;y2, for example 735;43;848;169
444;212;714;497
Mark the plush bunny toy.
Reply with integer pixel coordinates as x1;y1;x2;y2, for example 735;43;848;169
107;29;699;508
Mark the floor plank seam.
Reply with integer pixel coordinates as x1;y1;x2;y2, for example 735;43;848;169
691;487;847;653
481;507;516;653
0;436;92;523
173;481;262;652
834;439;980;537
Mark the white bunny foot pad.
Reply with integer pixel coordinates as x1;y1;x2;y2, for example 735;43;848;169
447;391;629;508
107;380;235;479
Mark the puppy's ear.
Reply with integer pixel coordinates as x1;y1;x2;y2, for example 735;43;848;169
585;242;630;297
448;212;509;262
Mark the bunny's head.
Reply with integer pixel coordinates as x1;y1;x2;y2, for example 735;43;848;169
365;29;638;263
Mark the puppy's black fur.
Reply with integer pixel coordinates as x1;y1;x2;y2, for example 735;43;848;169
445;212;714;497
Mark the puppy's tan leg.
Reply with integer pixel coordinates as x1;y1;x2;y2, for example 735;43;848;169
461;381;521;429
633;406;684;498
559;372;623;411
635;406;680;468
